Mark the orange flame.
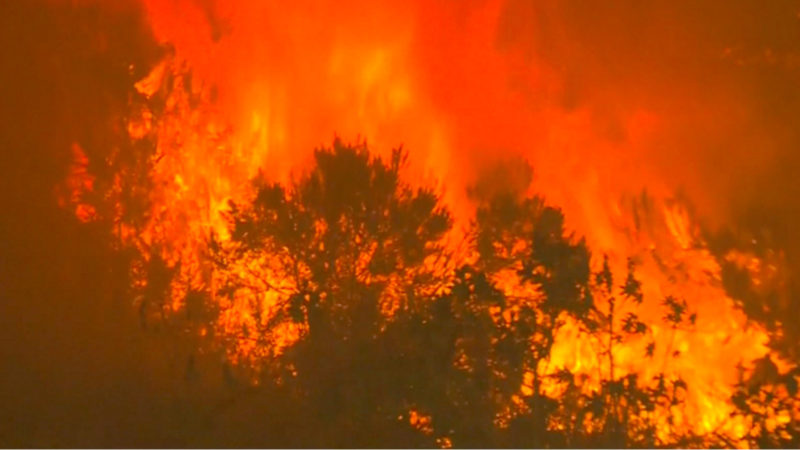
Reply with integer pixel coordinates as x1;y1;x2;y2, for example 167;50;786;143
59;0;794;444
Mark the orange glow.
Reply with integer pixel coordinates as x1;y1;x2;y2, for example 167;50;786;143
58;0;795;445
58;142;96;223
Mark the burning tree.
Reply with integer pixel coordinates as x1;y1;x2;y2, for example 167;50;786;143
59;62;800;442
56;70;800;441
10;1;800;447
146;140;793;448
47;30;800;450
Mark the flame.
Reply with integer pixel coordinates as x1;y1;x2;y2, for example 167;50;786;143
58;0;795;444
57;142;96;223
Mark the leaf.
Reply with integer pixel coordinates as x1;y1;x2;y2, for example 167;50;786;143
622;312;647;335
621;258;644;304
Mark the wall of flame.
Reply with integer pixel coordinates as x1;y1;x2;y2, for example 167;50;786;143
57;0;800;442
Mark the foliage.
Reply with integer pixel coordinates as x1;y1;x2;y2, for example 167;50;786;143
112;140;800;448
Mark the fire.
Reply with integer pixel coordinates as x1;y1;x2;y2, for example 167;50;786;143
57;142;97;223
58;0;796;445
543;196;773;436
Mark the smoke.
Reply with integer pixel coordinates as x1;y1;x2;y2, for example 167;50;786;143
498;0;800;360
503;0;800;223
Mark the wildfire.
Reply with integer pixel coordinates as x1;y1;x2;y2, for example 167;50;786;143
58;0;796;446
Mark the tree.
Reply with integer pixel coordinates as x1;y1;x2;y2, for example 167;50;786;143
214;139;453;446
101;137;796;448
724;357;800;448
468;186;680;448
212;146;701;447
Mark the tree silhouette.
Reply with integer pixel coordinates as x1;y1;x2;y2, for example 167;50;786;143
81;133;798;447
213;140;453;446
209;145;718;447
723;356;800;448
467;185;593;447
466;186;698;448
